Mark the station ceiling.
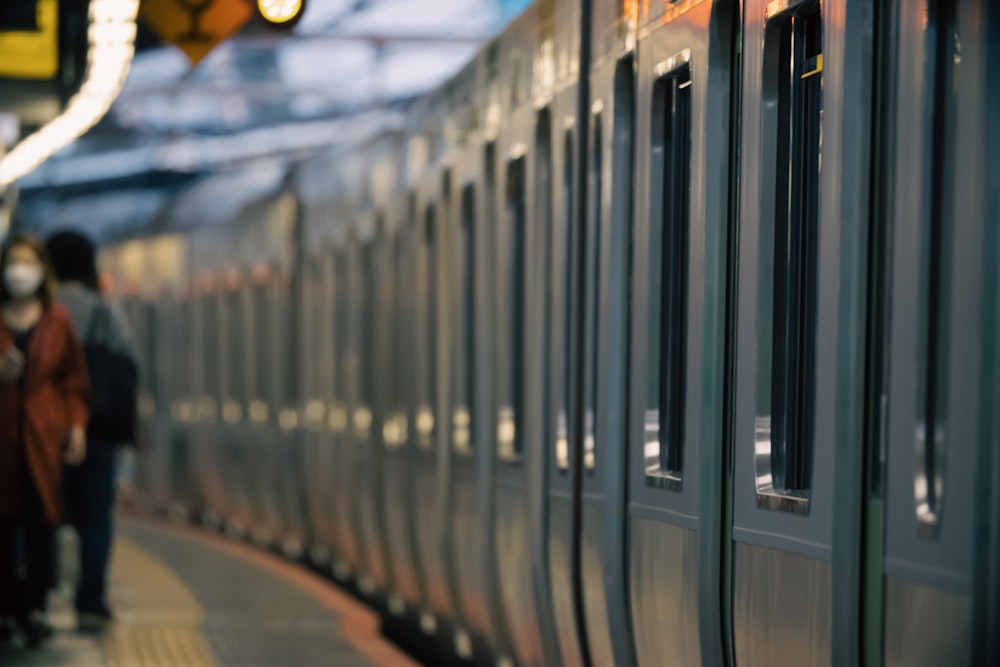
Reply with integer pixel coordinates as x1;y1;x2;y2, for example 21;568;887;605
15;0;529;240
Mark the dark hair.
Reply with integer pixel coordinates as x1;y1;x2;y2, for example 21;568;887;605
46;229;99;290
0;233;56;306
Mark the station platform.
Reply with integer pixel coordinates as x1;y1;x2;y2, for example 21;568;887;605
0;518;422;667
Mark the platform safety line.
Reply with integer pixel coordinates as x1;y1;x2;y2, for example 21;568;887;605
105;537;216;667
120;517;423;667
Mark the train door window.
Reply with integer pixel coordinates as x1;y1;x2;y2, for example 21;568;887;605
758;2;823;502
360;243;376;417
535;110;553;470
225;288;246;422
177;298;191;412
416;207;437;449
452;185;476;454
499;157;527;462
332;253;349;424
143;303;159;408
203;293;220;420
252;279;271;425
583;113;603;471
913;0;957;534
555;131;574;472
646;59;692;485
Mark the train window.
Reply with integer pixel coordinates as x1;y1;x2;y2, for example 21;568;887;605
252;281;271;417
452;185;476;454
143;303;158;400
646;60;692;485
913;0;957;535
332;253;348;415
360;243;377;415
226;289;246;407
555;132;574;472
583;113;603;471
498;157;527;462
759;3;823;499
417;207;437;449
203;293;220;419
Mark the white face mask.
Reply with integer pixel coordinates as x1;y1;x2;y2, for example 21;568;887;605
3;263;44;299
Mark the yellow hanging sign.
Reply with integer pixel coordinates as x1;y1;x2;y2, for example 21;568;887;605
140;0;253;66
0;0;60;80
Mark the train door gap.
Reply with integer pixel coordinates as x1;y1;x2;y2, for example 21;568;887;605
570;1;594;665
859;0;898;663
720;3;743;664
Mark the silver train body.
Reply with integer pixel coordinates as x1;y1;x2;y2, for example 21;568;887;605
102;0;1000;665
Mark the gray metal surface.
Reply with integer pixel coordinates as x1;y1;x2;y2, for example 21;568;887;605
549;492;583;667
733;542;832;667
884;576;972;667
880;0;990;661
626;1;733;665
489;13;554;658
543;75;585;667
733;0;876;663
628;518;700;667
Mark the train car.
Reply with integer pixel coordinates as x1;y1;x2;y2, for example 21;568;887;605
100;0;999;665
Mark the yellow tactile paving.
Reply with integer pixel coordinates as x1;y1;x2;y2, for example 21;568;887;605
103;538;215;667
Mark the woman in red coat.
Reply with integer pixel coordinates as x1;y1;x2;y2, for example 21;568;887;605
0;233;89;646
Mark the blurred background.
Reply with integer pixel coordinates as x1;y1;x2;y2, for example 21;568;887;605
3;0;532;241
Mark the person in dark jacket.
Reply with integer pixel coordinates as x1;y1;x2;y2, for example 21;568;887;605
46;230;137;631
0;233;90;647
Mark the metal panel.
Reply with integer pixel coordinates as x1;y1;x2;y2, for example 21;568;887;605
549;493;582;667
733;542;832;667
491;86;547;666
628;518;700;667
581;501;614;667
545;81;585;667
881;0;990;660
884;577;972;667
382;223;423;611
627;1;733;665
733;0;875;662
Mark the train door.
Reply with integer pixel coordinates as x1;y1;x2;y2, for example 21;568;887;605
448;166;497;661
197;287;226;526
312;249;341;565
353;229;392;598
276;257;308;556
569;3;637;660
382;218;427;621
299;258;325;560
626;1;736;665
411;176;462;638
493;108;547;667
874;0;999;663
330;245;364;581
170;292;197;519
143;298;171;514
546;86;587;667
732;0;876;663
221;279;253;537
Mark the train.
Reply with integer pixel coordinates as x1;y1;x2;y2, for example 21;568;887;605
95;0;999;665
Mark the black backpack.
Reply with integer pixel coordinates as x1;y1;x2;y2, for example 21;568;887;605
83;303;138;443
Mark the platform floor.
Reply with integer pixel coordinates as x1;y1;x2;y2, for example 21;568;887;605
0;518;421;667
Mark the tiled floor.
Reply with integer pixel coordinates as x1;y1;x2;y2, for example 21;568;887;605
0;519;421;667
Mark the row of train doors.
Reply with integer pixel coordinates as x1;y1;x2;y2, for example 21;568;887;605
330;1;999;666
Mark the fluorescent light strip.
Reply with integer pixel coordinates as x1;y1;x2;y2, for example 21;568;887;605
0;0;140;186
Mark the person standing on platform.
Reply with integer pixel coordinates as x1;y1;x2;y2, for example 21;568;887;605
0;233;90;647
46;230;139;632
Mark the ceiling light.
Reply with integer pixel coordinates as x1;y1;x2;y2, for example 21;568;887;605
0;0;140;187
256;0;306;28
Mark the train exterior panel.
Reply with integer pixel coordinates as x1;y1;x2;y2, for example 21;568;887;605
102;0;999;665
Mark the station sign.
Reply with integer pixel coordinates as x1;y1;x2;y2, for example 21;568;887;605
140;0;253;65
0;0;59;79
